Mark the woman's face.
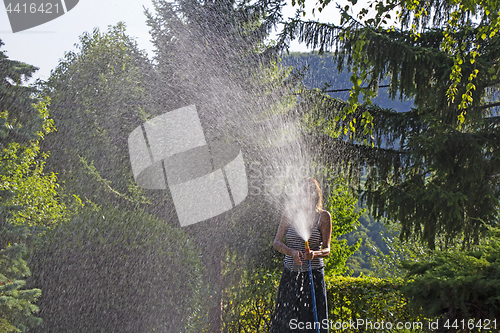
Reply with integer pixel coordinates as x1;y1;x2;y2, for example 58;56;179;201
298;181;318;211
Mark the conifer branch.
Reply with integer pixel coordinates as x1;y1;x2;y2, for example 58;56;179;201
324;85;390;93
480;101;500;109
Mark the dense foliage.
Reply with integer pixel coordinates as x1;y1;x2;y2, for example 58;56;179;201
29;206;202;333
326;275;417;331
222;268;279;333
0;192;42;333
323;178;363;274
0;39;66;333
401;228;500;329
42;24;155;209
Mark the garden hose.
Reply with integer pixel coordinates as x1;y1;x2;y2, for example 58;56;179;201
305;241;320;333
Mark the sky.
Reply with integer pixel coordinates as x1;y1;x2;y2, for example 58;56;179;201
0;0;348;82
0;0;157;81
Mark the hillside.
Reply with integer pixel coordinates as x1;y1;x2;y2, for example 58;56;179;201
282;52;414;112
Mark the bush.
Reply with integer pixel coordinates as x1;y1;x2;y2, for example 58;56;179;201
222;268;280;333
28;206;202;333
401;230;500;331
222;272;431;332
326;275;424;332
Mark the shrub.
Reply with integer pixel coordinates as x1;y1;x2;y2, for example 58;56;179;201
326;275;424;332
222;268;280;332
28;206;202;333
401;230;500;331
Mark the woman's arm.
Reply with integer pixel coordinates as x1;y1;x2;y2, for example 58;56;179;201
273;212;303;266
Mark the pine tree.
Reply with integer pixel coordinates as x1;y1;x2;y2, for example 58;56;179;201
0;39;40;145
0;39;42;333
278;0;500;249
0;191;42;333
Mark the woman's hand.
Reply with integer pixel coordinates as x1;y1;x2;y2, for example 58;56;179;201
303;248;315;261
292;250;303;266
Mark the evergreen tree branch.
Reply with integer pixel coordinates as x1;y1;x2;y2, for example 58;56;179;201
480;101;500;109
324;84;390;93
78;155;151;205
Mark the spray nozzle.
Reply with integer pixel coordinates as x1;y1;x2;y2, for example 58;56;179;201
304;240;310;252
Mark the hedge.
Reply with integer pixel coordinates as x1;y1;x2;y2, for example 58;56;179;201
326;275;425;332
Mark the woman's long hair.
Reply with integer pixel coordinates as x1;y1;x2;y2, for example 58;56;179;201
298;177;323;213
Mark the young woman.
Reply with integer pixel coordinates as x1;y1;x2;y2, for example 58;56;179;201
271;178;332;332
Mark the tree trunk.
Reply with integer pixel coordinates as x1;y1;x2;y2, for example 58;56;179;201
187;216;226;332
207;254;223;332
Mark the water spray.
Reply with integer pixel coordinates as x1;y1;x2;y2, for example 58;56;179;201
304;241;320;333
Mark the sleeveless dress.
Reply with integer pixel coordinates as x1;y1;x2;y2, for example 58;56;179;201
270;212;329;332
